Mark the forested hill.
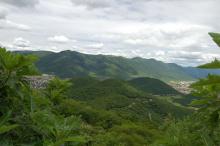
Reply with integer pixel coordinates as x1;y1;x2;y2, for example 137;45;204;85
17;50;220;81
129;77;180;95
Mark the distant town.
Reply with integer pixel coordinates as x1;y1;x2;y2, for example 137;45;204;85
168;81;195;94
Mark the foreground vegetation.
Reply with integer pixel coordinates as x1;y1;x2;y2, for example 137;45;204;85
0;32;220;145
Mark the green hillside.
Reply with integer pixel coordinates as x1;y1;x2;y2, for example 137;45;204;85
69;77;192;121
129;77;180;95
14;50;53;57
21;50;194;81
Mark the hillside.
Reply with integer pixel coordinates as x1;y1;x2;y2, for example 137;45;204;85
68;77;192;121
129;77;180;95
18;50;193;81
17;50;220;81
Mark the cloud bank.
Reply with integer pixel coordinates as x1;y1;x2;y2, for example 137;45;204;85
0;0;219;66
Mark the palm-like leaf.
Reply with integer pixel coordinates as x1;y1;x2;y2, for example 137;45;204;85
0;111;18;134
30;110;87;145
198;33;220;69
0;48;38;89
209;32;220;47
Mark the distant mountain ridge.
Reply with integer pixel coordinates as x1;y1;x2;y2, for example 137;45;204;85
183;67;220;79
16;50;220;81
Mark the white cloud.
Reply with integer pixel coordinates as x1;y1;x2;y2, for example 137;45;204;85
48;35;70;43
0;0;220;66
13;37;31;48
123;22;212;48
71;0;113;9
87;43;104;48
0;0;39;7
0;19;31;31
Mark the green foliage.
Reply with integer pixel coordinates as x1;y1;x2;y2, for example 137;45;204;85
31;110;86;146
129;77;180;95
0;111;18;134
198;58;220;69
0;48;39;112
44;77;71;104
191;74;220;107
94;122;160;146
209;32;220;47
198;33;220;69
0;48;87;145
151;110;220;146
69;77;191;121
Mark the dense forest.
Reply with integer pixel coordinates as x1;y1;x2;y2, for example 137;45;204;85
0;32;220;146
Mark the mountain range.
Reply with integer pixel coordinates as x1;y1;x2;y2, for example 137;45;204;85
17;50;220;81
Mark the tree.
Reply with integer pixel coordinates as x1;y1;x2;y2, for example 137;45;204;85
0;47;39;113
30;110;87;146
0;48;87;145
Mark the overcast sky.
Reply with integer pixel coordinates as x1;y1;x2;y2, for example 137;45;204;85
0;0;220;66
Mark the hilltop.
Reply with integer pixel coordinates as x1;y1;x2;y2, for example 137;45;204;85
16;50;220;82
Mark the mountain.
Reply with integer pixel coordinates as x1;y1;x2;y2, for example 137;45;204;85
14;50;53;57
18;50;193;81
183;67;220;79
16;50;220;81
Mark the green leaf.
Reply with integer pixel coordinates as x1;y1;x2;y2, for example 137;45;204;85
0;111;11;126
201;132;215;146
0;111;18;134
0;124;18;134
52;136;87;146
197;32;220;69
209;32;220;47
190;99;210;106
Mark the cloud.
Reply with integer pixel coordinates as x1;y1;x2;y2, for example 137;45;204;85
167;51;220;66
48;35;70;43
87;43;104;48
0;9;7;19
0;7;30;31
0;0;39;7
13;37;31;48
0;19;31;31
71;0;113;9
123;22;212;50
1;0;220;66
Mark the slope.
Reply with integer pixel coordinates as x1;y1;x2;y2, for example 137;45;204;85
68;77;192;122
129;77;180;95
31;50;193;81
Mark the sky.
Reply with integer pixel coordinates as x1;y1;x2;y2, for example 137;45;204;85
0;0;220;66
